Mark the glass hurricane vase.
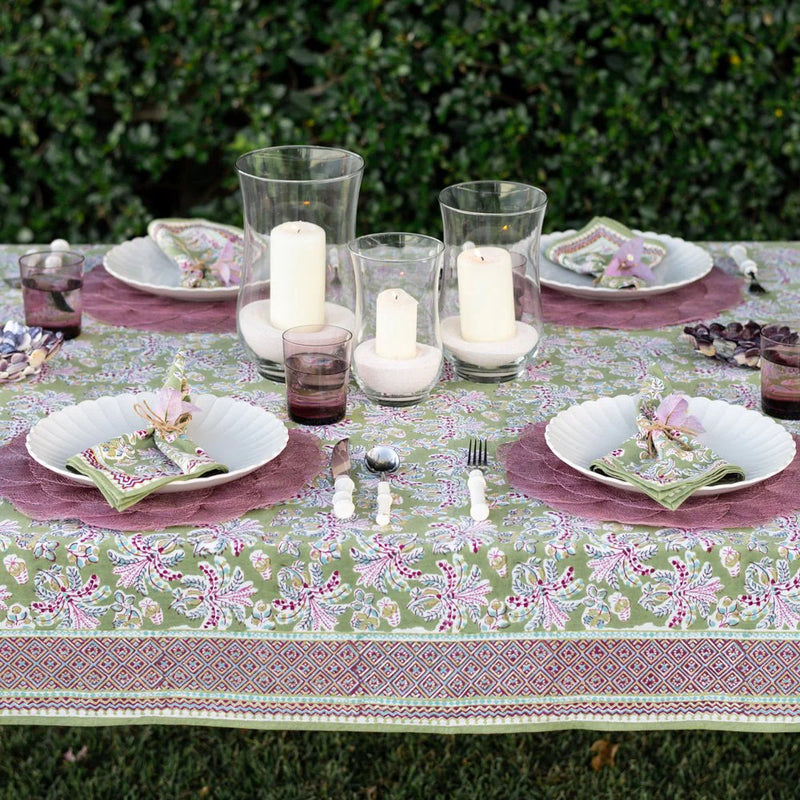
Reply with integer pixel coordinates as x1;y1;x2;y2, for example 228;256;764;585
235;145;364;382
349;232;444;406
438;181;547;382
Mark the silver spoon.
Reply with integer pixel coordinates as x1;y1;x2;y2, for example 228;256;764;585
365;445;400;526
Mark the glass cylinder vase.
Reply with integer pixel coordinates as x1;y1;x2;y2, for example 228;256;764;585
235;145;365;381
438;181;547;382
349;232;444;406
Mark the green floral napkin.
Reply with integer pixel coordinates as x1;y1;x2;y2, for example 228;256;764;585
148;218;243;289
590;370;744;509
545;217;667;289
66;352;228;510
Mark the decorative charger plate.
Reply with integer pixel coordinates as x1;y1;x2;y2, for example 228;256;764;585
545;394;795;496
26;393;288;492
540;230;713;300
103;220;243;302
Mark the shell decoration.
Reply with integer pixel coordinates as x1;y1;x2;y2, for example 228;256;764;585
0;321;63;382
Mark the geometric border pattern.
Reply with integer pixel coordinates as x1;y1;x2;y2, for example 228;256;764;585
2;632;800;729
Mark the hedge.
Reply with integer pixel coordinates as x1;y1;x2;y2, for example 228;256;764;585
1;0;798;244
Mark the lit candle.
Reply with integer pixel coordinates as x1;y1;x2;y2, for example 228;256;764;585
456;246;516;342
375;288;418;359
269;220;326;330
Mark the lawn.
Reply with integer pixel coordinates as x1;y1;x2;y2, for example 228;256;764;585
0;726;798;799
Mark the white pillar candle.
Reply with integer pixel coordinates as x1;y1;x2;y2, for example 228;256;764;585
375;288;418;359
456;246;516;342
269;220;326;330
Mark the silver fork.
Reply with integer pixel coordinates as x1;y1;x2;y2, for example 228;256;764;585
466;438;490;521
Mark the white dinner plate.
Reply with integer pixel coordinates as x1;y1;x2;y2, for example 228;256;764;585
540;230;713;300
103;235;240;301
545;394;795;496
26;393;288;492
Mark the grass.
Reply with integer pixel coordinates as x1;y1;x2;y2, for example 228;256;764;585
0;727;799;799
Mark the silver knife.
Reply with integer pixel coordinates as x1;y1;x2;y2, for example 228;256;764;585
331;438;355;519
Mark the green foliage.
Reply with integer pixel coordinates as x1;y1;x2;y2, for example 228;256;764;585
1;0;798;244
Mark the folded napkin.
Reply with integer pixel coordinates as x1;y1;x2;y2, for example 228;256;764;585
66;352;228;510
590;370;744;509
546;217;667;289
148;218;243;289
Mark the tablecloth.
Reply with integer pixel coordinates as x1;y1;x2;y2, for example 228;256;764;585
1;242;800;732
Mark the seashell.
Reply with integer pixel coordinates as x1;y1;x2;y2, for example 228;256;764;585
0;321;63;383
28;348;47;368
6;360;28;375
681;319;790;369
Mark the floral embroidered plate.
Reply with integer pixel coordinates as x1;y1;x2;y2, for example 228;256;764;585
540;230;713;301
104;219;244;302
545;394;795;496
26;393;288;492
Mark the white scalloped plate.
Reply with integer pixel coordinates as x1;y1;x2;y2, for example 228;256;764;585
103;233;241;302
540;231;713;300
545;394;795;496
26;393;288;492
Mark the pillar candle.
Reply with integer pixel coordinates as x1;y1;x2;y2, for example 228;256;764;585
269;220;326;330
456;246;516;342
375;288;418;359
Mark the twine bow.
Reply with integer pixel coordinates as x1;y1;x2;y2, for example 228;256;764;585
641;420;700;457
640;393;705;458
133;386;200;437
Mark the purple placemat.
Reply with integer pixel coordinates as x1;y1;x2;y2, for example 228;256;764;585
500;422;800;528
0;429;325;531
542;267;744;329
83;267;237;333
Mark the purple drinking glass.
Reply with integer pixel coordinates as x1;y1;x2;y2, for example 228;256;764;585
282;324;353;425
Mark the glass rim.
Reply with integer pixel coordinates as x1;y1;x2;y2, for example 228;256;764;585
18;250;85;267
281;323;353;344
438;180;548;216
761;323;800;347
235;145;365;184
348;231;445;262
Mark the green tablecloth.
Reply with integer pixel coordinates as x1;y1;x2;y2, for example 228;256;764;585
1;242;799;731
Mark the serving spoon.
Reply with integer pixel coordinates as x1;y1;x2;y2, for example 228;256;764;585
365;445;400;527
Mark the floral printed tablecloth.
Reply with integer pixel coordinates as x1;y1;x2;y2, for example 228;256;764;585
1;242;800;731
